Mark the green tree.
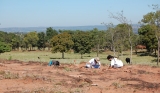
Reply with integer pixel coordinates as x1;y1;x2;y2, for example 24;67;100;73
23;31;39;50
46;27;58;50
16;32;25;51
113;24;129;56
138;24;157;53
103;23;117;55
72;31;93;59
9;33;21;50
90;28;106;57
0;42;11;54
0;31;7;42
108;11;135;64
51;32;74;59
140;5;160;65
37;32;46;50
0;31;21;51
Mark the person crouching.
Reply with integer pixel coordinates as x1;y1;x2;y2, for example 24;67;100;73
48;60;60;66
107;55;123;69
85;57;101;69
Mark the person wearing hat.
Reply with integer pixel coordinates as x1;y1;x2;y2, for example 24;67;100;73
107;55;123;69
85;57;101;68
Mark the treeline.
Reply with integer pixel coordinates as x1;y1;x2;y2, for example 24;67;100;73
0;25;136;58
0;10;160;59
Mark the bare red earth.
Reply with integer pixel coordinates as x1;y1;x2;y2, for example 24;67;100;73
0;59;160;93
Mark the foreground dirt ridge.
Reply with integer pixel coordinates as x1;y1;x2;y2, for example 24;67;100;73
0;60;160;93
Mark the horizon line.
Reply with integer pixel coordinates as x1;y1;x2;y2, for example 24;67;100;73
0;24;140;28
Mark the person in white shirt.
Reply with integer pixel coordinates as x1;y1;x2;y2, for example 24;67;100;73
86;57;101;68
107;55;123;68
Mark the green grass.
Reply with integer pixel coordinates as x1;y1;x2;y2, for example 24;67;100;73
0;50;158;66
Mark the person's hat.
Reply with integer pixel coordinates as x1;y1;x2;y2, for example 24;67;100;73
95;57;100;62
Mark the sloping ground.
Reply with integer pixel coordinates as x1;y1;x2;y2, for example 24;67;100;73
0;59;160;93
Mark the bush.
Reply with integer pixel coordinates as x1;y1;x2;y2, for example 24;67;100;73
0;42;11;54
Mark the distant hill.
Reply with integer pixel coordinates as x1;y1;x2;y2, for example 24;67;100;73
0;24;139;34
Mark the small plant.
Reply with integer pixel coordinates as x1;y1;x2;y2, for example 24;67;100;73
30;87;46;93
112;82;123;88
93;70;97;74
0;70;5;75
8;56;12;60
64;67;71;71
3;71;19;79
55;82;62;85
101;63;106;66
79;82;89;87
70;88;83;93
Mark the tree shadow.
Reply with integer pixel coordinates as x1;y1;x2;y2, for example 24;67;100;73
50;57;71;59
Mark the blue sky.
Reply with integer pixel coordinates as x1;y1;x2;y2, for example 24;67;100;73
0;0;159;28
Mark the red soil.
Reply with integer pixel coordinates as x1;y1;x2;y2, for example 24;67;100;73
0;59;160;93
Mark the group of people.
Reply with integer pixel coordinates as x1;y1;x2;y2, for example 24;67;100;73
85;55;124;69
48;55;124;69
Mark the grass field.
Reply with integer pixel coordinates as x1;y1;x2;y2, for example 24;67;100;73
0;50;158;66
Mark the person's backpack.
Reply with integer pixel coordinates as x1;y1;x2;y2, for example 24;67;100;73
48;60;53;66
53;61;60;66
48;60;60;66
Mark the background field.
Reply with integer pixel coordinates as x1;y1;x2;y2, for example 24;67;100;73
0;50;158;66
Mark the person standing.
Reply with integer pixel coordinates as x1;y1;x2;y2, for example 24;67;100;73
107;55;123;68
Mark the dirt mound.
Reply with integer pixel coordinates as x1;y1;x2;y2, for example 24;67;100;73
0;59;160;93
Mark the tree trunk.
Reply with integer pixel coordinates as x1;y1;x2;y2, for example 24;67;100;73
43;44;45;51
48;44;50;50
81;53;83;59
97;44;99;57
154;49;156;56
113;46;116;56
158;37;160;65
62;52;64;59
130;45;133;64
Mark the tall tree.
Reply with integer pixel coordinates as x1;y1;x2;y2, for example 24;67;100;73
46;27;58;50
89;28;106;57
9;33;21;50
103;23;117;56
37;32;46;50
114;24;131;56
23;31;39;50
0;31;21;51
108;11;134;64
140;4;160;65
138;24;157;53
18;32;25;51
0;31;7;42
72;31;93;59
0;41;11;54
51;32;74;59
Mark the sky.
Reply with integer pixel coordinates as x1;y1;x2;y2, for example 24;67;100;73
0;0;159;28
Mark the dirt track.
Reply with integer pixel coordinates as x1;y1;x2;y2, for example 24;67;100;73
0;60;160;93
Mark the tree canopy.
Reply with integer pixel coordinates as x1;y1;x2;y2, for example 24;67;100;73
72;31;93;58
23;31;39;50
51;32;74;59
0;42;11;54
